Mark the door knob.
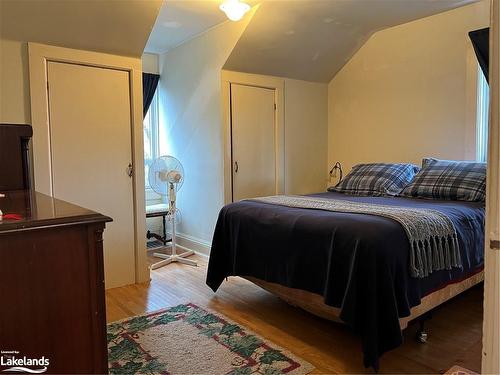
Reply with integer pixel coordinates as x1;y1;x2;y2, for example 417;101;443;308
234;161;239;173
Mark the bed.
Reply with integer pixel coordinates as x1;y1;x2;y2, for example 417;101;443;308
206;192;485;370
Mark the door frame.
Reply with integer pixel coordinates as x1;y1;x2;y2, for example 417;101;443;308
221;70;285;204
28;42;149;285
482;0;500;373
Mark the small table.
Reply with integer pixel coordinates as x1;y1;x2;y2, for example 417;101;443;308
146;203;171;246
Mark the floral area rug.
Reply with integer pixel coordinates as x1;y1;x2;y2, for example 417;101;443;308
107;303;314;374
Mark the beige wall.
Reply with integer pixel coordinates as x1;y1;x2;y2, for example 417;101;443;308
222;70;329;197
158;8;328;249
0;48;159;126
328;1;490;173
0;39;30;124
1;0;161;125
285;78;328;194
157;10;256;250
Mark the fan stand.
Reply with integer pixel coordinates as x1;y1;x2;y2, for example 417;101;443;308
150;201;197;270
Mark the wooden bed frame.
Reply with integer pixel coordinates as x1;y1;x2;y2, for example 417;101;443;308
244;270;483;330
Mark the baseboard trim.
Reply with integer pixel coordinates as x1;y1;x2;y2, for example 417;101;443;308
176;244;210;260
175;232;211;256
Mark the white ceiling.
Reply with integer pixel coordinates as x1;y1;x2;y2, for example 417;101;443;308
145;0;260;53
224;0;477;82
145;0;477;81
145;0;228;54
0;0;162;57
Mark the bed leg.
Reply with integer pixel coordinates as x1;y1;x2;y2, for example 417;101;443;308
415;312;432;343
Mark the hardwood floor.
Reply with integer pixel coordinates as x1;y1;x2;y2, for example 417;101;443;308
106;251;483;374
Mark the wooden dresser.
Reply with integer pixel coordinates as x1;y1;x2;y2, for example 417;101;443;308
0;190;112;373
0;124;111;373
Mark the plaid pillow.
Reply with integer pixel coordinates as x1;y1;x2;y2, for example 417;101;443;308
328;163;420;196
400;158;486;201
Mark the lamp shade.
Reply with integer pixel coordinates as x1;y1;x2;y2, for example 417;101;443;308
219;0;250;21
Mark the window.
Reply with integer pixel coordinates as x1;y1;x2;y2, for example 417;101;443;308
144;89;159;189
476;65;489;162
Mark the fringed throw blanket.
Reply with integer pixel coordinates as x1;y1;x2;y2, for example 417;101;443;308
250;195;462;278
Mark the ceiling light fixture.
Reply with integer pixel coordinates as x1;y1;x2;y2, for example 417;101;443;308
219;0;250;22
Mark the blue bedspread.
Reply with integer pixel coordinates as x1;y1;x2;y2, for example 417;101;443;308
206;192;484;370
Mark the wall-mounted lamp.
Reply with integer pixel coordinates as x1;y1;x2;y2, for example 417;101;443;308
220;0;250;21
329;161;343;184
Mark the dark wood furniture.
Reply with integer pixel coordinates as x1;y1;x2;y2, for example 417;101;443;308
0;190;112;374
0;124;33;191
0;124;111;373
146;203;172;246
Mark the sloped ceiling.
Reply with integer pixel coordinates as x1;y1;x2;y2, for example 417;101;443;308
224;0;477;82
0;0;162;57
145;0;227;53
145;0;259;54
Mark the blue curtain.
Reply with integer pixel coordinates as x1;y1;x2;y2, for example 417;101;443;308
143;73;160;118
469;27;489;83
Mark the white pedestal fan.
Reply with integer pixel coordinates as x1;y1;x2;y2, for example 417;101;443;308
148;155;197;270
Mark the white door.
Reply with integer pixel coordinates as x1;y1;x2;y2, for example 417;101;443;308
231;84;276;201
47;61;135;288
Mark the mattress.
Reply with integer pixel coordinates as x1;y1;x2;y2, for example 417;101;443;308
206;192;485;370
